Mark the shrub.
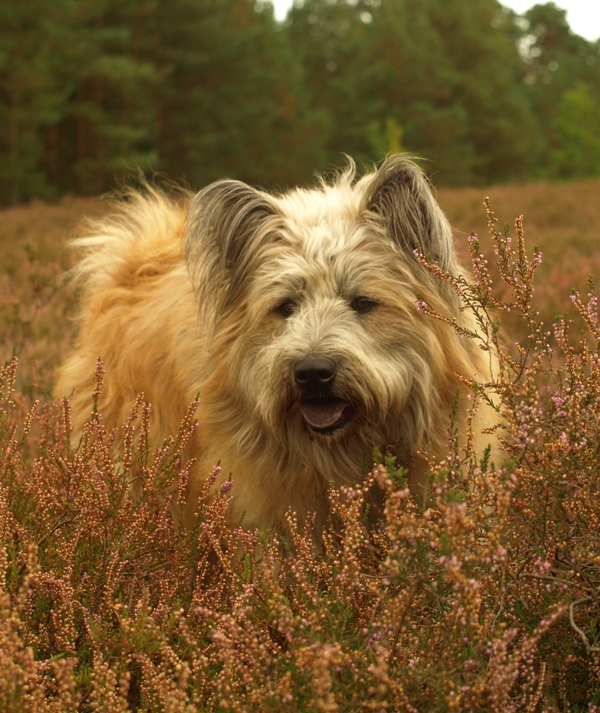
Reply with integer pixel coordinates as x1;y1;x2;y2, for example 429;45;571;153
1;203;600;711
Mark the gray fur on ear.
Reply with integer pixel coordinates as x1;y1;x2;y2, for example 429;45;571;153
363;156;457;273
185;180;281;313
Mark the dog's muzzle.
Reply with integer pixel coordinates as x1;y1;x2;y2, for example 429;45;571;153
293;357;353;434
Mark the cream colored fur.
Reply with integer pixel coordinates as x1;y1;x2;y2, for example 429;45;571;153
56;157;498;533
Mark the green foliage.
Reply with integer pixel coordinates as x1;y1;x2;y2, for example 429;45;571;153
550;81;600;177
366;0;477;183
3;0;600;204
518;2;600;177
286;0;385;169
0;0;71;203
424;0;541;182
134;0;321;189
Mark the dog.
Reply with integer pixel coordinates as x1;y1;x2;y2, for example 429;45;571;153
56;156;498;533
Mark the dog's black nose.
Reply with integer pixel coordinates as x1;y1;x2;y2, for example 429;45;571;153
294;357;336;388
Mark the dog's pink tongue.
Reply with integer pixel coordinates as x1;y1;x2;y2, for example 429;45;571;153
300;399;348;429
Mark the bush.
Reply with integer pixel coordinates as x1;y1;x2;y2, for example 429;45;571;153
1;203;600;711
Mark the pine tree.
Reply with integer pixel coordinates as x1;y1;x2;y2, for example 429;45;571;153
286;0;383;171
519;2;600;177
144;0;321;189
424;0;542;182
365;0;476;183
0;0;72;203
286;0;540;184
50;0;159;195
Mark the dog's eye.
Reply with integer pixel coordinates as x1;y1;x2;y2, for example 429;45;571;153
276;300;296;317
351;297;376;313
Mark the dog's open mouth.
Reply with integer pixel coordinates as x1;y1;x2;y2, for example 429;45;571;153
299;397;352;434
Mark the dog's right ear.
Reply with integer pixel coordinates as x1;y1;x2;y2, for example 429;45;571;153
185;180;280;312
362;157;457;274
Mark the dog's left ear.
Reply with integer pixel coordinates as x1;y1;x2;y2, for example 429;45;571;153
185;179;280;312
363;157;456;273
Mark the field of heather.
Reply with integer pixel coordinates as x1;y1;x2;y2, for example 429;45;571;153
439;179;600;331
2;179;600;711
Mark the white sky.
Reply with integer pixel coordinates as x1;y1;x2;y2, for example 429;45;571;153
270;0;600;42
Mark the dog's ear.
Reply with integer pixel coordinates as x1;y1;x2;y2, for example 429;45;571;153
185;180;279;310
363;157;456;273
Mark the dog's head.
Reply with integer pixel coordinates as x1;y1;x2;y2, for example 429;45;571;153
185;157;470;454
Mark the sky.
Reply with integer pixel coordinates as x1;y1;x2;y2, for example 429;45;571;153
270;0;600;42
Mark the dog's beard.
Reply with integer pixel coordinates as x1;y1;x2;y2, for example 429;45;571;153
238;327;421;452
245;354;410;444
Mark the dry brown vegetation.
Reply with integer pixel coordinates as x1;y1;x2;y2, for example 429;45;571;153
2;180;600;711
438;179;600;328
0;196;107;399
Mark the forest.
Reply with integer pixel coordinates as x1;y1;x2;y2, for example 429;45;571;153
2;0;600;205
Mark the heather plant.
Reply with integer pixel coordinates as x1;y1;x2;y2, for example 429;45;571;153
2;202;600;711
0;231;77;401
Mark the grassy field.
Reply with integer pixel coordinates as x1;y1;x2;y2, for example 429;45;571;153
2;180;600;711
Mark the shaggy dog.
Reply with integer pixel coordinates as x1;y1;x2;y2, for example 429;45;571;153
56;157;497;532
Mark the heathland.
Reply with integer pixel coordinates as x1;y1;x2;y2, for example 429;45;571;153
1;178;600;709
